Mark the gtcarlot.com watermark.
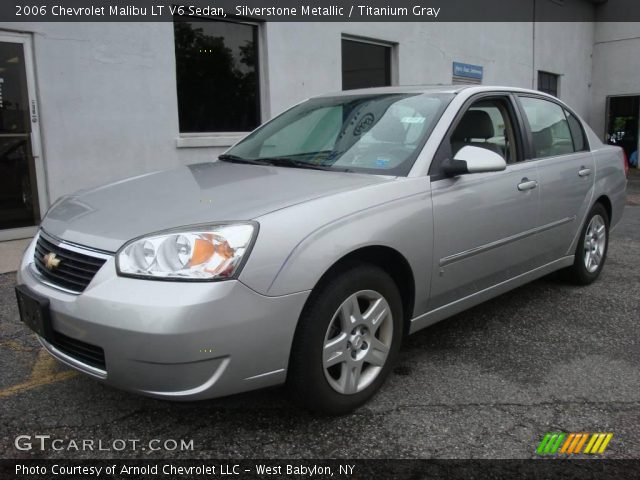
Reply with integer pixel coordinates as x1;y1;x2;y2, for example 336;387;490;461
14;435;194;452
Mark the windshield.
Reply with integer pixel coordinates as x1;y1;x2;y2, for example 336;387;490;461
222;92;454;175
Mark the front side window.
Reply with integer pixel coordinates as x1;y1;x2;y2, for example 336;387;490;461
450;98;519;163
173;17;260;133
223;93;453;176
519;97;575;158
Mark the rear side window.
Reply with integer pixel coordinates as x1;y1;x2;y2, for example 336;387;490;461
565;109;588;152
519;97;575;158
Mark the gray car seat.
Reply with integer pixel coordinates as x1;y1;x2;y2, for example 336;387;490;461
451;110;504;158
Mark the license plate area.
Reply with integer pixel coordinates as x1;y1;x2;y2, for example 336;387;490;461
15;285;53;340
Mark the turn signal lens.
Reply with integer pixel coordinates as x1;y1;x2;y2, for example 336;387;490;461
117;224;256;280
190;238;215;266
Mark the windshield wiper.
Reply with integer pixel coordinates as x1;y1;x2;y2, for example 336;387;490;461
257;157;353;172
219;154;352;172
273;150;336;159
218;154;271;166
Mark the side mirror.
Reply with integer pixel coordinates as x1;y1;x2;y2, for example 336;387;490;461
443;146;507;176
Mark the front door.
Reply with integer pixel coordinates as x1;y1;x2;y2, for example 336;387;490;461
0;32;45;241
429;95;540;310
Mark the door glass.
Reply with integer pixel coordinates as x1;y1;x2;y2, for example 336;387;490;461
519;96;575;158
450;99;518;163
565;110;587;152
0;41;39;230
606;95;639;160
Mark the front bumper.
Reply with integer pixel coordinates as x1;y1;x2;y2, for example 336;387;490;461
17;236;310;400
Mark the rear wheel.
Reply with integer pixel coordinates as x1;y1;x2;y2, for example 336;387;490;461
563;203;609;285
287;263;403;415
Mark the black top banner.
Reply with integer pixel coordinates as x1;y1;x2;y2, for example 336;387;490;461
2;0;639;22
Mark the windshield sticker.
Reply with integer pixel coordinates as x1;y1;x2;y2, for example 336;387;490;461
401;116;426;124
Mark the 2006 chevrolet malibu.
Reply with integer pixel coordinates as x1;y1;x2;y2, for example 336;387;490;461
16;86;626;414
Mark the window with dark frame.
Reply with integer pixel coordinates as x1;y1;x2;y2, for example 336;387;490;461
342;38;391;91
173;16;260;133
538;71;559;97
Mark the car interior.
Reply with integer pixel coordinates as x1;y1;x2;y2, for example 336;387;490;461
530;123;574;158
450;99;518;163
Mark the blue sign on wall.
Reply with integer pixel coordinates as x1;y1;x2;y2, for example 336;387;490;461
453;62;483;80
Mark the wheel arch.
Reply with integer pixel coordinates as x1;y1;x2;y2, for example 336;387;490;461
594;194;612;223
565;193;614;263
301;245;416;335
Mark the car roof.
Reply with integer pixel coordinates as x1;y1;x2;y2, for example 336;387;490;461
316;85;555;98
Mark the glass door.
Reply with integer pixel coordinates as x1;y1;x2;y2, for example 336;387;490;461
606;95;640;160
0;32;45;240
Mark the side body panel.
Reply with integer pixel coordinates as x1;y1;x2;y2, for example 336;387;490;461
411;90;626;334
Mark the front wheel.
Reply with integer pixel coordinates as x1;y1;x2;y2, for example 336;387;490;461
287;263;403;415
563;203;609;285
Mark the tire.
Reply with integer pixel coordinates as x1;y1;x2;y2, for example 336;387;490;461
287;262;403;415
563;203;609;285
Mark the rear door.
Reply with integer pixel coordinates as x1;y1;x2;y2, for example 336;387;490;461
428;93;540;310
516;95;594;264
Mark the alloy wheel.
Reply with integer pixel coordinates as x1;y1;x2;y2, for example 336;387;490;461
583;214;606;273
322;290;393;394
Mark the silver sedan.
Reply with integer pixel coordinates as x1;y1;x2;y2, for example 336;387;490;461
16;86;627;413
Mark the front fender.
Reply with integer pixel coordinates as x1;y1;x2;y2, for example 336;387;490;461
239;177;433;316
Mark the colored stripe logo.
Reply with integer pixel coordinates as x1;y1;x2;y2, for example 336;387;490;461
536;432;613;455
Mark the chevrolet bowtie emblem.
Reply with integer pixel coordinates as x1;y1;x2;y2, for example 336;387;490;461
43;252;61;270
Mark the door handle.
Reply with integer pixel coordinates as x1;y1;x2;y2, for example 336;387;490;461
578;167;592;177
517;178;538;191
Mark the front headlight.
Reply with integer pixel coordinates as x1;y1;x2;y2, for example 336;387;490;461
116;223;257;281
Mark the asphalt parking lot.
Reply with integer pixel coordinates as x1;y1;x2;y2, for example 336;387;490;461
1;173;639;460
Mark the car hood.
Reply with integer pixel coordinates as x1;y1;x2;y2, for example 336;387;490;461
41;161;390;252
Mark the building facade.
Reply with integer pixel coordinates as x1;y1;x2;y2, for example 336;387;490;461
0;1;638;240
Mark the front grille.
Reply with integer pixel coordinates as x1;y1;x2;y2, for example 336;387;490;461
34;233;108;293
50;330;106;370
